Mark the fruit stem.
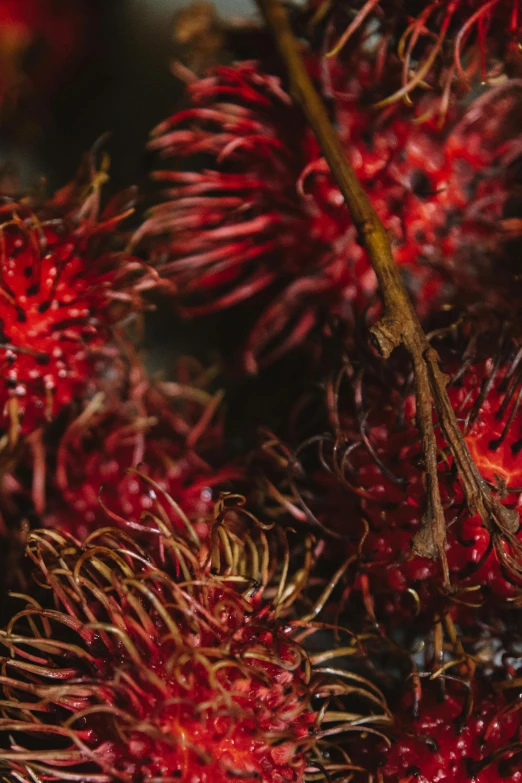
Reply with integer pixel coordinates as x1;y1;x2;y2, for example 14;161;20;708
256;0;517;580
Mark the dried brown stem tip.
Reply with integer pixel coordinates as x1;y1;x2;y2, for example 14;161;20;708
255;0;518;583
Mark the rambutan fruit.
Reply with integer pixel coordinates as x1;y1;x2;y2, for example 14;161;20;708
43;364;241;542
324;0;521;106
0;183;161;440
350;350;522;603
141;58;521;370
0;501;390;783
376;676;522;783
268;321;522;623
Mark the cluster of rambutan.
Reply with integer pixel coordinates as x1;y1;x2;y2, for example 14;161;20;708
141;9;522;370
0;495;393;782
0;1;521;782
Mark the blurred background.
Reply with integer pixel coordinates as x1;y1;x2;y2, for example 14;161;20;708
0;0;260;192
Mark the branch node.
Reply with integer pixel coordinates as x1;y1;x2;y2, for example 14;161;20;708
355;218;375;238
369;317;401;359
413;518;440;560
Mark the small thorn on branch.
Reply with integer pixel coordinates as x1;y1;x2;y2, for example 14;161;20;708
256;0;519;586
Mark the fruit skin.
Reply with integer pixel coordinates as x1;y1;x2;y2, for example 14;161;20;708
0;502;379;783
322;0;522;101
0;195;159;438
144;59;522;369
0;532;309;782
379;678;522;783
274;325;522;623
44;374;241;542
343;351;522;613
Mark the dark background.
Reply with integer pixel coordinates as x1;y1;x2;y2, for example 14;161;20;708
2;0;259;191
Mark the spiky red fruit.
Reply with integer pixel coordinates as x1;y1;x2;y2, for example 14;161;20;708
45;378;241;540
341;349;522;612
143;61;521;369
378;679;522;783
278;329;522;623
0;198;158;437
0;507;378;783
324;0;521;103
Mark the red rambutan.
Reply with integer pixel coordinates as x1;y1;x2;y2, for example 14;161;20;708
0;498;389;783
350;352;522;599
141;59;521;370
378;677;522;783
350;351;522;608
270;321;522;622
44;364;241;541
0;184;161;439
324;0;522;105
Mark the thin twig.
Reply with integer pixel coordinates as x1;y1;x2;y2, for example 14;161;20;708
256;0;518;585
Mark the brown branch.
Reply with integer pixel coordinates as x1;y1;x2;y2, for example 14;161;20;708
256;0;518;585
